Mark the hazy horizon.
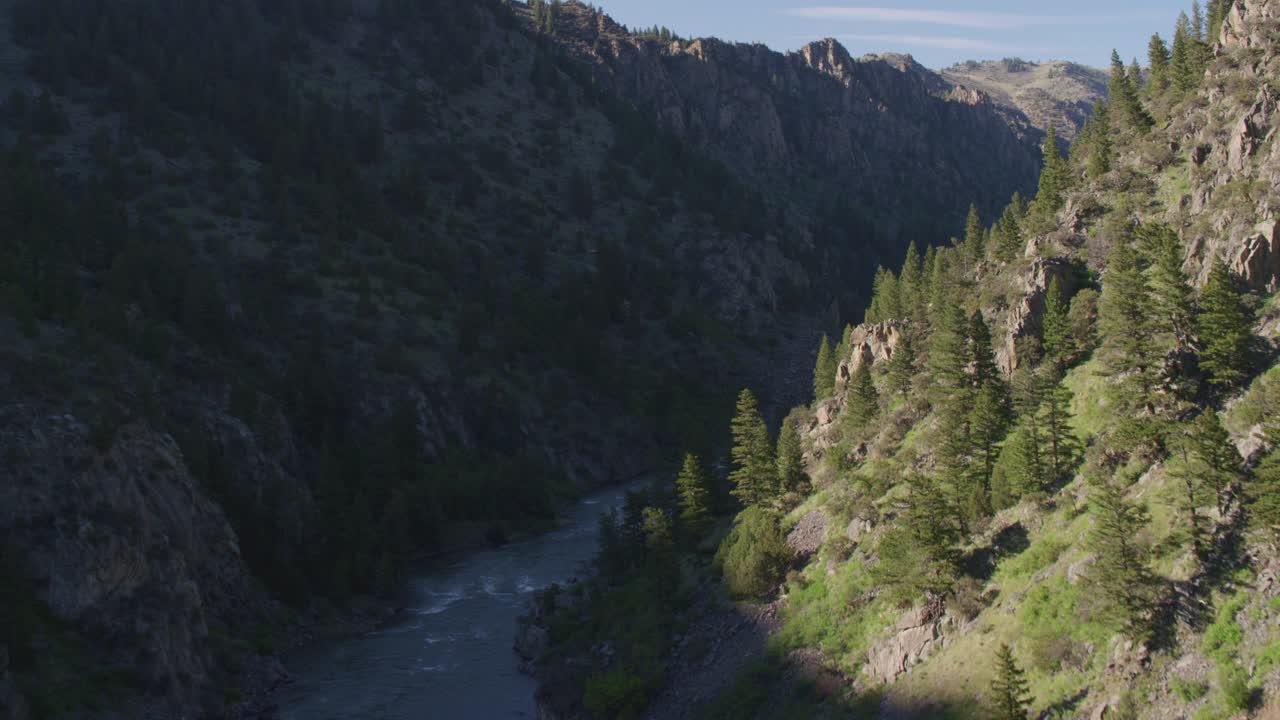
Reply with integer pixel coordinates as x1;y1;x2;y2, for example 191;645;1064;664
588;0;1197;69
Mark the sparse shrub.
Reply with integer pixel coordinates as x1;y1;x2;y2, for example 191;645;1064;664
1202;596;1245;664
1172;676;1209;702
825;535;854;562
949;576;987;622
1217;662;1250;713
582;668;648;719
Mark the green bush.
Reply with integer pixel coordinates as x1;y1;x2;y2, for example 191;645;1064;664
1202;596;1245;664
714;507;793;599
582;668;648;719
1017;577;1108;672
1217;662;1250;713
1171;676;1209;702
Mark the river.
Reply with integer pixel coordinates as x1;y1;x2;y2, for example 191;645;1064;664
275;481;644;719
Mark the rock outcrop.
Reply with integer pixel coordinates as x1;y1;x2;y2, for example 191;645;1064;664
1167;0;1280;291
0;404;270;718
837;322;903;387
865;598;953;685
996;257;1080;375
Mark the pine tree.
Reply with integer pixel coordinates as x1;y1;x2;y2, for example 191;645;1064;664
1042;379;1079;484
1147;34;1172;97
1207;0;1232;41
1108;50;1153;132
729;389;776;507
1171;12;1204;94
991;643;1033;720
1169;431;1215;554
1192;1;1206;41
1098;241;1159;417
1085;102;1113;179
676;453;712;535
899;241;923;316
887;332;916;398
968;310;1001;390
1187;410;1241;515
1034;124;1069;216
930;304;976;490
844;361;879;434
1140;224;1196;351
963;203;984;269
1196;260;1252;389
967;381;1009;520
996;201;1024;261
872;473;962;602
834;324;854;375
1085;480;1155;635
776;413;807;498
813;335;837;401
866;267;902;323
1042;278;1073;371
928;304;972;401
1249;434;1280;543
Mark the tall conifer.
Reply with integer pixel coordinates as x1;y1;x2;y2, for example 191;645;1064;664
1197;260;1252;389
729;389;775;507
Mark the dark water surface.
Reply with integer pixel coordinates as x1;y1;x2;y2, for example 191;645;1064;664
277;482;641;719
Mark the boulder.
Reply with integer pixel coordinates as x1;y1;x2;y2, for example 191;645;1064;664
514;623;551;662
846;516;876;544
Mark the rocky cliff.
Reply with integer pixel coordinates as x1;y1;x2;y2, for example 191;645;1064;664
1158;0;1280;290
545;2;1045;256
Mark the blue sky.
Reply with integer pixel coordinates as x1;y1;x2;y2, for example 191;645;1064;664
588;1;1193;69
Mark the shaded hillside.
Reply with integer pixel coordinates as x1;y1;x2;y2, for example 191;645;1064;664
544;2;1046;273
0;0;1068;718
942;59;1110;139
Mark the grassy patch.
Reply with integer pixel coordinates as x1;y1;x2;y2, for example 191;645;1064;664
1172;676;1209;702
1062;360;1111;442
1017;577;1111;674
772;561;894;671
992;536;1069;587
1202;595;1246;665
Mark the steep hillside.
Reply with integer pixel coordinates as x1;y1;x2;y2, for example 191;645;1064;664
941;59;1110;139
547;2;1046;257
0;0;1062;718
522;1;1280;719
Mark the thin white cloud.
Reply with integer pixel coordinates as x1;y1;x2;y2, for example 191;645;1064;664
786;7;1136;30
837;32;997;50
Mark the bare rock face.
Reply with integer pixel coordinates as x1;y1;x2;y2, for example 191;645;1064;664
1220;0;1280;50
866;598;952;684
836;322;902;390
1228;219;1280;291
786;511;828;558
996;257;1079;375
0;405;268;717
1226;91;1276;173
1174;0;1280;291
552;5;1043;248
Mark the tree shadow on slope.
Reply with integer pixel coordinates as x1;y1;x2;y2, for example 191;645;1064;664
1148;501;1252;651
692;651;978;720
959;522;1031;582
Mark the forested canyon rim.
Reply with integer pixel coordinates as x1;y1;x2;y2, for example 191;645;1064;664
1;0;1280;719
